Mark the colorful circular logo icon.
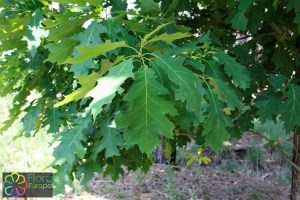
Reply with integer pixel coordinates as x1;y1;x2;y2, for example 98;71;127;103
3;172;28;197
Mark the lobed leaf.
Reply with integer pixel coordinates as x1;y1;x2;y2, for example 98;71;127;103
54;72;102;107
115;67;177;154
203;92;233;151
45;108;64;133
139;0;160;15
87;59;134;119
230;0;254;31
55;57;125;108
255;92;283;123
279;85;300;132
209;78;242;109
147;32;191;45
141;23;170;47
215;51;250;90
90;118;123;159
44;39;77;65
64;40;128;64
153;52;204;112
52;112;90;165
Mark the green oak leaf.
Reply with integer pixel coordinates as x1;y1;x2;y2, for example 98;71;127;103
115;67;177;154
175;0;197;12
203;92;232;151
139;0;160;15
91;117;123;159
44;108;64;133
247;5;263;34
64;40;128;64
51;0;86;6
209;78;242;109
73;21;106;46
0;14;30;46
47;16;89;42
174;110;207;131
53;163;73;195
141;23;170;47
53;0;101;7
88;0;101;6
29;53;44;69
272;45;289;68
254;92;282;122
52;112;90;165
161;0;179;14
230;0;253;31
119;27;139;46
87;59;134;119
146;32;191;45
55;57;124;107
70;58;96;77
54;72;101;107
76;160;102;187
231;44;252;64
153;52;204;112
22;103;41;137
70;21;107;77
279;85;300;132
23;9;48;56
294;14;300;32
271;44;294;76
103;156;126;181
287;0;300;31
109;0;128;12
268;74;286;90
44;39;77;65
102;20;123;41
185;58;205;72
126;146;152;172
0;88;31;133
215;51;250;90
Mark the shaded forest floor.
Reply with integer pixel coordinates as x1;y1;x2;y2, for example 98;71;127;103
64;135;291;200
86;164;289;200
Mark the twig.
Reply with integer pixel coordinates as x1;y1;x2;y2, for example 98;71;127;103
270;22;283;35
151;189;168;197
236;32;277;41
154;173;166;181
250;131;300;171
93;180;114;183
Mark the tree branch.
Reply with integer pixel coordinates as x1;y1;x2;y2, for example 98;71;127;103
250;131;300;171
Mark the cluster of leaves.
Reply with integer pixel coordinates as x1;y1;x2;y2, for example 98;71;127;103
0;0;300;195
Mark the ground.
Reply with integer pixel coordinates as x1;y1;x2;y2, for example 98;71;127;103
63;135;291;199
83;143;290;200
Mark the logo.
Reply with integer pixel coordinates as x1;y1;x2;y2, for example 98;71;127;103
2;172;53;198
3;172;28;197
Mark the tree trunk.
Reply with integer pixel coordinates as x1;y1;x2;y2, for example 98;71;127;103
291;61;300;200
154;145;166;164
154;145;176;164
291;134;300;200
154;136;176;164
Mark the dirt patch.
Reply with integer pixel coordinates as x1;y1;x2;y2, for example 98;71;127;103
82;134;290;199
85;163;289;200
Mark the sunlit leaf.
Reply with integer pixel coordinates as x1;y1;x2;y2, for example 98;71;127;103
64;40;128;64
